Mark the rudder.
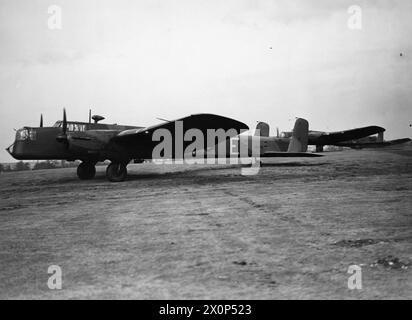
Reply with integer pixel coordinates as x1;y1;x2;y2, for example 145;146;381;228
287;118;309;153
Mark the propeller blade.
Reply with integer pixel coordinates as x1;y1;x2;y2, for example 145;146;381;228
62;108;67;135
56;108;68;144
40;114;43;128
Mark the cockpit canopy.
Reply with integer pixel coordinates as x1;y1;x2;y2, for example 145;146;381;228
53;121;86;132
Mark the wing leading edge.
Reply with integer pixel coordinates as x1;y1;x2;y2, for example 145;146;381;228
311;126;385;145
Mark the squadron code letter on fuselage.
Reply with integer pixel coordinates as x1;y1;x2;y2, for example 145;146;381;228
159;304;194;318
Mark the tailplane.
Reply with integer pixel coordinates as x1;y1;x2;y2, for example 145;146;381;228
287;118;309;153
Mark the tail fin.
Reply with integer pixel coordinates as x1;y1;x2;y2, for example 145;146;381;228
287;118;309;153
255;122;270;137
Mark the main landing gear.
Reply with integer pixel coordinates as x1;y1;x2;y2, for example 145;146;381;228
106;162;128;182
76;161;128;182
77;162;96;180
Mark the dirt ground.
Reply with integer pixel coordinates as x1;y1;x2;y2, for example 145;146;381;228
0;146;411;299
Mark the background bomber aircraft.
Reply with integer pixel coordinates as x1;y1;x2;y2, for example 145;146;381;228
255;121;411;151
207;117;322;159
6;110;320;182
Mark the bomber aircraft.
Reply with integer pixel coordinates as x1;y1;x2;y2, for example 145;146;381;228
7;110;250;181
230;118;322;158
253;121;399;151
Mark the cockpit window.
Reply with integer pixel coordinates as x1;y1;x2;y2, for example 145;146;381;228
16;128;28;141
16;128;36;141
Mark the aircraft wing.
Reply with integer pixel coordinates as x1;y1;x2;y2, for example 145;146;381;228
111;113;248;158
311;126;385;145
335;138;411;149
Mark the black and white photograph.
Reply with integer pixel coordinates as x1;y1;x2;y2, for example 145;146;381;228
0;0;411;306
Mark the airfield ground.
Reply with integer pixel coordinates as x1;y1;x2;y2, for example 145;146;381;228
0;147;411;299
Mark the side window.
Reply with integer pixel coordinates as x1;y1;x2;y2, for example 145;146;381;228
66;123;85;132
16;129;29;141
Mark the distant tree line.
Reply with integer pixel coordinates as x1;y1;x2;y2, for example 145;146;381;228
0;161;30;172
33;161;57;170
0;160;79;173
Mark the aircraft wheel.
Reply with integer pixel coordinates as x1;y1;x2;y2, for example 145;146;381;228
77;162;96;180
106;163;127;182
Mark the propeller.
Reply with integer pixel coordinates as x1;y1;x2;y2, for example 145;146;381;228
62;108;67;135
56;108;68;144
40;114;43;128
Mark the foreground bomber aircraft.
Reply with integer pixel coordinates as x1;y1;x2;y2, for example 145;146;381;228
255;122;390;151
7;110;249;182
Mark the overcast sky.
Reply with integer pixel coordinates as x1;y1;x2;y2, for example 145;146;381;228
1;0;411;162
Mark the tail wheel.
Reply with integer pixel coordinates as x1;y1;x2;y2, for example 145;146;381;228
77;162;96;180
106;163;128;182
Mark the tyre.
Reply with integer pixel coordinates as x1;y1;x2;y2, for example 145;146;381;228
106;163;127;182
77;162;96;180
